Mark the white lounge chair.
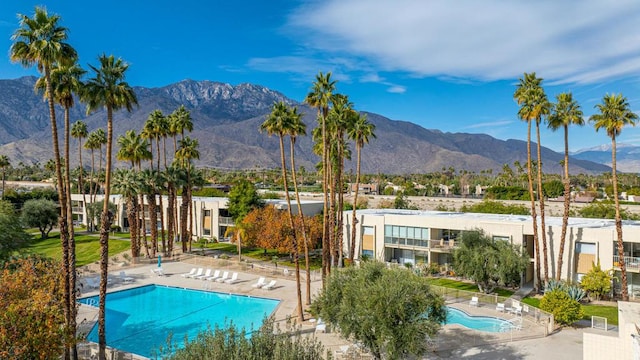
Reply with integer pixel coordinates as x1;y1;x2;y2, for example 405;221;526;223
195;269;212;280
225;272;239;284
262;280;277;290
252;277;267;288
511;305;523;316
151;268;166;277
216;271;229;283
119;271;134;283
181;268;196;278
205;270;221;281
315;318;326;333
188;268;204;279
469;296;479;307
496;302;505;312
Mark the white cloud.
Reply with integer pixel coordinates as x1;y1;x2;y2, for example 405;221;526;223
286;0;640;85
464;120;514;130
387;85;406;94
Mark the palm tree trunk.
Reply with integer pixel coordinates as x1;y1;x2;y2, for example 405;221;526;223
278;135;304;321
98;106;114;359
350;145;362;261
147;193;158;258
337;139;345;267
180;185;189;252
89;149;96;231
612;137;628;301
44;68;71;360
557;124;570;281
290;138;312;305
63;106;78;360
321;114;330;282
536;121;549;284
329;163;337;268
127;198;139;257
167;185;175;257
159;193;166;255
140;193;151;258
526;120;541;291
79;138;88;231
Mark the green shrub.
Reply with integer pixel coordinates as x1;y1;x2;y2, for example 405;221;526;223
540;290;584;326
580;261;612;300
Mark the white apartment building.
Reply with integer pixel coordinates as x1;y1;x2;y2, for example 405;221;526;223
71;193;323;242
343;209;640;296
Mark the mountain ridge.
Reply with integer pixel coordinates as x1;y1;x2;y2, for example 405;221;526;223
0;76;611;175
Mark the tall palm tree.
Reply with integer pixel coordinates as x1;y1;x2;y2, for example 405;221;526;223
261;101;304;321
548;92;584;281
590;93;638;301
71;121;88;226
117;130;151;258
304;72;336;281
514;72;545;291
286;107;313;305
0;155;10;200
36;60;85;359
10;8;77;358
176;136;200;251
112;169;140;258
83;53;137;358
164;165;185;256
85;129;105;231
347;114;376;261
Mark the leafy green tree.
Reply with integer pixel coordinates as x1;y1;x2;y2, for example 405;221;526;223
0;256;70;359
540;290;584;326
0;201;31;260
21;198;59;239
579;202;636;220
393;191;414;209
163;317;326;360
580;261;612;300
590;93;638;301
85;200;117;232
461;200;529;215
311;261;446;360
543;179;564;198
452;229;529;293
227;179;264;260
484;185;529;200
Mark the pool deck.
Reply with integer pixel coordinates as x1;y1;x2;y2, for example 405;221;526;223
77;260;602;359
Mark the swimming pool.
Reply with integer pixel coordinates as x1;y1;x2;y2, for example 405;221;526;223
445;307;513;333
79;284;280;357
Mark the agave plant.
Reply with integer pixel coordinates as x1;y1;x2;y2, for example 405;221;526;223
544;279;566;293
566;285;587;302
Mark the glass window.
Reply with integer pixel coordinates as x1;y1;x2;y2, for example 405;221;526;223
385;225;392;236
422;229;429;240
399;226;407;238
407;227;414;239
392;226;400;237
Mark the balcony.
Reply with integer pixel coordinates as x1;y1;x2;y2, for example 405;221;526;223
72;207;84;213
219;216;234;226
613;255;640;271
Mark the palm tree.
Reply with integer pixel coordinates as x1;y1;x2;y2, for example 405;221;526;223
590;93;638;301
85;129;104;231
72;121;88;226
117;130;151;258
176;136;200;251
10;8;77;358
0;155;10;200
261;101;304;321
83;53;137;358
37;60;85;359
548;93;584;281
113;169;140;258
286;107;313;305
304;72;336;281
164;165;185;256
347;114;376;261
514;72;545;291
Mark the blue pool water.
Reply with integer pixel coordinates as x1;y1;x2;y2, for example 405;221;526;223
445;307;512;333
79;284;280;357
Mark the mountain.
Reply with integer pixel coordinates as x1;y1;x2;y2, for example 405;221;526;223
572;144;640;173
0;76;611;175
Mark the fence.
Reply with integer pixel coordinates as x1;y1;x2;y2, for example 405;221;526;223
429;285;555;350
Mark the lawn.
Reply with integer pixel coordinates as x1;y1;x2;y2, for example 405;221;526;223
25;232;131;267
199;242;322;270
516;295;618;326
426;278;515;297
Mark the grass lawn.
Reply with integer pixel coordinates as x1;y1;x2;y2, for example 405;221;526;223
199;242;322;270
426;278;515;298
25;233;131;267
521;296;618;326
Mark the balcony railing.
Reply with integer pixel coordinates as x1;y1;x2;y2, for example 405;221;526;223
72;207;84;213
613;255;640;271
219;216;234;226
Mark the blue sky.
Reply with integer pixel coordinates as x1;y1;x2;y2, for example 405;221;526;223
2;0;640;153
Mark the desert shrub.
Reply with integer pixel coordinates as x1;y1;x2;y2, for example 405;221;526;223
540;290;584;326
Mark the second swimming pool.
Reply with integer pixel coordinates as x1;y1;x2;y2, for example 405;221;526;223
79;284;280;357
445;306;513;333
